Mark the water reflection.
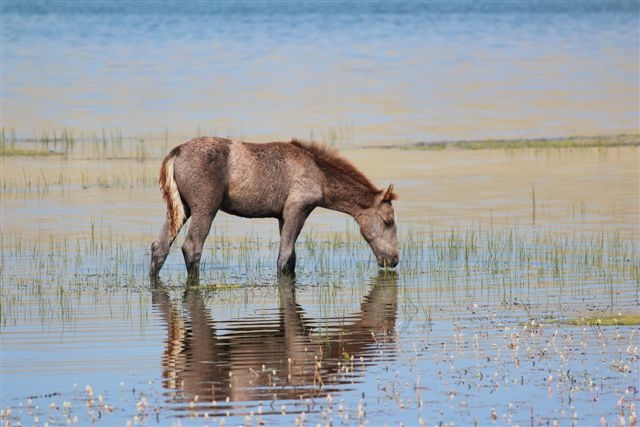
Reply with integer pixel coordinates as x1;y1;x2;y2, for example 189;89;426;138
151;273;397;412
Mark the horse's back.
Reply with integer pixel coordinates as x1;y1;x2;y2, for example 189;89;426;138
173;137;322;218
224;140;323;217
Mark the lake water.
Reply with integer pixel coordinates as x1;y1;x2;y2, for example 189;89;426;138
1;1;639;426
2;0;638;144
1;144;638;425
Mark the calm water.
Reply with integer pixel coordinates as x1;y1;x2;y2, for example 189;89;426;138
1;1;639;425
1;145;639;425
2;0;638;144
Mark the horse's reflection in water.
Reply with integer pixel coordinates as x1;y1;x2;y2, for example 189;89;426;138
151;273;398;405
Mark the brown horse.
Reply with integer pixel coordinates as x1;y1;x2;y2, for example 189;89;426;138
149;137;398;280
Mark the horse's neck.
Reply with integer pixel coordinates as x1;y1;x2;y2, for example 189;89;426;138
321;175;376;218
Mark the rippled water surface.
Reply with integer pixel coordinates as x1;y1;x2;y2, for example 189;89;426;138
2;144;638;425
2;1;639;425
2;0;638;143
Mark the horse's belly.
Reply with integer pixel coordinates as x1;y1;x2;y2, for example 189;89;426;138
221;177;287;218
220;198;281;218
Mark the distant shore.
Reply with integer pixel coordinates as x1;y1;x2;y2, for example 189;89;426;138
372;134;639;150
1;132;638;157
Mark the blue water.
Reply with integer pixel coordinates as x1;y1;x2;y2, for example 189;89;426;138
2;0;638;144
1;4;639;424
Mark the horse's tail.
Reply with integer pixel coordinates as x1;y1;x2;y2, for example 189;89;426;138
159;146;185;238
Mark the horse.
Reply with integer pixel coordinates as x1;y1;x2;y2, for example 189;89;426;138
149;137;398;281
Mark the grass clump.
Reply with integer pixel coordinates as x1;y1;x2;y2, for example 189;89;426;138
0;146;64;157
558;314;640;326
1;127;75;157
188;283;243;291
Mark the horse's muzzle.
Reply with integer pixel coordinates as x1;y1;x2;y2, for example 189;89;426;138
378;255;399;269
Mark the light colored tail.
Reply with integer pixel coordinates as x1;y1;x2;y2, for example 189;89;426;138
159;146;185;237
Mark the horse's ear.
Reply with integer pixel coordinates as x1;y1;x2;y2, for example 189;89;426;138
381;183;397;202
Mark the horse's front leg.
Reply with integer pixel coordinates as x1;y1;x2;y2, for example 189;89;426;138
277;207;310;276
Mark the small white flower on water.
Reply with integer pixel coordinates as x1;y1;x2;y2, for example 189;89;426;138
136;397;148;413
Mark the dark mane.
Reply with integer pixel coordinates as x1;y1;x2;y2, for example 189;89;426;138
290;139;380;194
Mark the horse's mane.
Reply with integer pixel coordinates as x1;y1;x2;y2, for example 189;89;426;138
290;139;381;194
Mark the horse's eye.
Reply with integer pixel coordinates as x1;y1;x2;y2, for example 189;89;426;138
384;219;394;227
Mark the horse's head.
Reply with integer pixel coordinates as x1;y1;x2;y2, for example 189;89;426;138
357;184;399;268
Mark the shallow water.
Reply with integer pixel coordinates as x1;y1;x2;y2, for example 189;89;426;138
1;145;638;426
2;1;639;424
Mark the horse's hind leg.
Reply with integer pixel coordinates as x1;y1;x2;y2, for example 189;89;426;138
182;209;217;283
150;216;186;279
